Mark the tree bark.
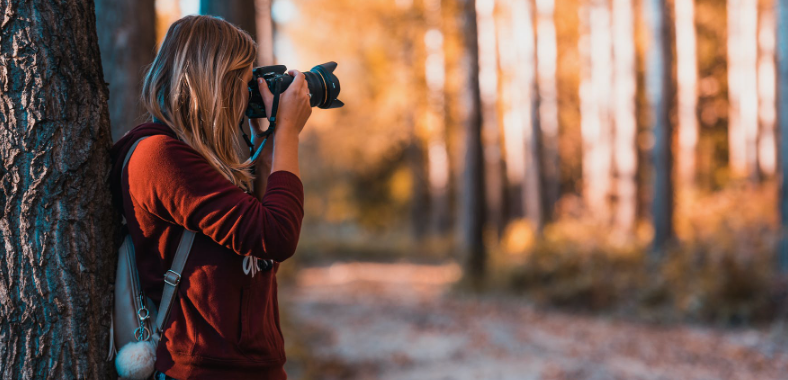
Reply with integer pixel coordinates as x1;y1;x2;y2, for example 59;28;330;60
0;0;117;378
458;0;487;287
95;0;157;142
776;0;788;272
643;0;674;254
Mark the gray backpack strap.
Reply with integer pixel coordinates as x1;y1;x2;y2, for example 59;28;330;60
122;135;196;345
154;229;195;340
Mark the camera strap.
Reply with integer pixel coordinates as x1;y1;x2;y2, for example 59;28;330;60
240;78;283;164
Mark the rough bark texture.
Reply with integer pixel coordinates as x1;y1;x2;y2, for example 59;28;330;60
95;0;156;142
643;0;674;254
201;0;257;41
458;0;487;287
0;1;117;379
776;0;788;272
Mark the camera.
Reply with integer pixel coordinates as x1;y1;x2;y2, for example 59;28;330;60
245;61;344;119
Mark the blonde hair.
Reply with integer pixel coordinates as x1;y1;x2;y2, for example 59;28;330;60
142;15;257;192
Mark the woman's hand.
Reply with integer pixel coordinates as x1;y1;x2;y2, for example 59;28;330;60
257;69;312;139
256;70;311;178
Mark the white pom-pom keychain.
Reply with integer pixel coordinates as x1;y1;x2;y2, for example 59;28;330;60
115;340;157;380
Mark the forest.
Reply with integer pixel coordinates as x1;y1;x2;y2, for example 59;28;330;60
3;0;788;378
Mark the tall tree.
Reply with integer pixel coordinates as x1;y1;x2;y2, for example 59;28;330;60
643;0;674;253
776;0;788;272
675;0;699;186
476;0;506;236
201;0;257;40
612;0;638;234
95;0;157;142
727;0;760;179
458;0;487;286
535;0;560;223
255;0;275;65
423;0;452;234
758;0;777;177
579;0;614;223
0;0;116;378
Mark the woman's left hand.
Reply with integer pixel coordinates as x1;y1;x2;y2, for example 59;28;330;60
248;118;275;168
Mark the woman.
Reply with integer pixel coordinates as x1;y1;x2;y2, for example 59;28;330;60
109;15;311;380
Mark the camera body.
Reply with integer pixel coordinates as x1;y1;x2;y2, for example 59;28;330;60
245;62;344;119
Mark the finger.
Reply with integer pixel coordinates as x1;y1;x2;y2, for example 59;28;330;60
288;70;305;88
257;78;275;116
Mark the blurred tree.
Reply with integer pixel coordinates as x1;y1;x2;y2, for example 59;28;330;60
496;0;542;232
423;0;452;235
579;0;614;223
612;0;638;234
728;0;760;180
535;0;560;223
96;0;156;142
200;0;257;40
0;0;116;378
457;0;487;286
255;0;275;65
675;0;699;186
758;0;777;177
476;0;507;237
643;0;674;253
777;0;788;272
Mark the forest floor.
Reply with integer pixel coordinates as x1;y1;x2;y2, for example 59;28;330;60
280;261;788;380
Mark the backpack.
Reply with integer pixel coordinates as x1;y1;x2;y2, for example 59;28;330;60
105;136;196;380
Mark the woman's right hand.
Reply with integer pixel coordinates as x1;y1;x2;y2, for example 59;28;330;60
258;69;312;138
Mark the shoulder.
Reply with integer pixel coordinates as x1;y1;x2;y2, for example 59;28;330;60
127;134;218;187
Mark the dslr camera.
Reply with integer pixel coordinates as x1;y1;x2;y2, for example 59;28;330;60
245;61;344;119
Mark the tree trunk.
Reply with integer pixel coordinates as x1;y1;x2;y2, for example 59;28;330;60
776;0;788;272
579;0;614;223
643;0;674;254
0;1;117;378
675;0;699;186
476;0;506;237
758;0;777;177
95;0;156;142
201;0;257;40
535;0;560;223
255;0;276;65
458;0;487;287
728;0;760;180
612;0;638;235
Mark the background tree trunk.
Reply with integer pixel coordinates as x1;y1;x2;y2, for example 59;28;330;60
675;0;699;186
758;0;777;177
201;0;257;40
776;0;788;272
458;0;487;287
255;0;275;65
476;0;506;238
95;0;157;142
535;0;560;223
612;0;638;235
0;0;117;378
579;0;614;223
643;0;674;254
728;0;760;180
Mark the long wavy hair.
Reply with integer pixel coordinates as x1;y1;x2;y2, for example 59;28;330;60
142;15;257;192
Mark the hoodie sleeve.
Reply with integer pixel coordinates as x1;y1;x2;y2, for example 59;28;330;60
125;134;304;262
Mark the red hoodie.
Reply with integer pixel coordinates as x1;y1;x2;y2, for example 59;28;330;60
109;122;303;379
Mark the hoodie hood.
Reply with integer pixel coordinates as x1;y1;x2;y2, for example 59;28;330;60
109;122;178;216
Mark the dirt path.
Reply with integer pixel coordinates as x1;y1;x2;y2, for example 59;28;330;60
282;262;788;380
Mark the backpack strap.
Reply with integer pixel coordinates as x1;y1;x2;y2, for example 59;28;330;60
121;135;196;345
